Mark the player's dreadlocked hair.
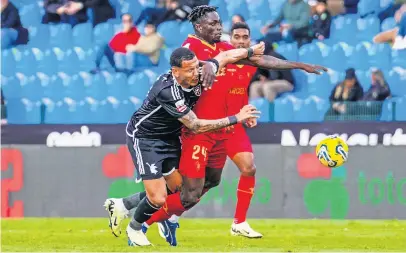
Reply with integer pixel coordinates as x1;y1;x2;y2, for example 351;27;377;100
187;5;218;24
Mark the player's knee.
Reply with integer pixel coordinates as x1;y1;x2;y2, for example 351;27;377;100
180;189;201;209
240;162;256;176
147;192;167;207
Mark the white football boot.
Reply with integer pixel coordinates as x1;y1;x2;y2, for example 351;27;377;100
127;225;152;246
103;198;129;237
230;221;263;238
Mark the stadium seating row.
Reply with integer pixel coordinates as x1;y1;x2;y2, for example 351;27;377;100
6;95;406;124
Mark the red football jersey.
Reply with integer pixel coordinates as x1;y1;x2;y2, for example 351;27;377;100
225;64;257;115
182;35;234;119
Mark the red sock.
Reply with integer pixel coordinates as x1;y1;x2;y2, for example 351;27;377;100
234;175;255;224
145;192;186;226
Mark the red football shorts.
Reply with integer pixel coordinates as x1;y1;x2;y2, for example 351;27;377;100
179;124;252;179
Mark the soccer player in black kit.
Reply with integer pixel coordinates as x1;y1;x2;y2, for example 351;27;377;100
105;45;264;246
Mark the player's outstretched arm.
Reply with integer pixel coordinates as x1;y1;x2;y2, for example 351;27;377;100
178;105;260;134
237;55;328;75
213;41;265;70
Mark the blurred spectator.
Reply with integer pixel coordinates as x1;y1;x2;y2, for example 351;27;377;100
343;0;359;14
91;14;141;74
0;89;6;125
310;0;331;41
379;0;406;22
82;0;115;26
325;68;364;119
374;4;406;49
260;0;311;45
42;0;88;26
362;69;391;101
249;43;294;102
1;0;29;49
221;14;246;42
135;0;199;26
126;23;164;66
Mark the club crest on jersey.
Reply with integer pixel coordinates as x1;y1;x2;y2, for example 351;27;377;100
193;86;202;96
175;99;187;112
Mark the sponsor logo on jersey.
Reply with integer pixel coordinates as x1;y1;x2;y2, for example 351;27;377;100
193;86;202;96
175;99;188;112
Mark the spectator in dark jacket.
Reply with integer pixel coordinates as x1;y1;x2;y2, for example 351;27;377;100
249;43;294;101
311;0;331;41
135;0;193;26
42;0;88;26
70;0;115;26
363;69;391;101
1;0;29;49
325;68;364;119
344;0;359;14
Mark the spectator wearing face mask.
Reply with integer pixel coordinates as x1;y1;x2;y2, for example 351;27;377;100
125;23;165;66
1;0;29;49
310;0;331;41
91;14;141;73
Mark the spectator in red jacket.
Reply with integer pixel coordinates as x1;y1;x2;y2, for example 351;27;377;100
91;13;141;73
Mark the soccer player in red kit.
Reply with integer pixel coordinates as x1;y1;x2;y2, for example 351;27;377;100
129;5;327;246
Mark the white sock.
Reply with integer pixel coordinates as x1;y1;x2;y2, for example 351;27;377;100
168;215;180;223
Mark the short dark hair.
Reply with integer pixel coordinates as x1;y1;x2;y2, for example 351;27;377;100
231;22;250;35
187;5;218;24
170;47;196;67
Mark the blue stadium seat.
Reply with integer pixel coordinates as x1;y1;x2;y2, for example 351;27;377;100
249;98;270;122
94;23;114;46
157;21;183;47
348;42;370;70
16;73;42;102
128;71;154;99
293;99;318;122
1;75;21;99
53;48;81;74
28;25;50;49
1;49;16;77
327;69;345;86
86;73;108;100
368;43;391;70
210;0;229;20
227;0;249;19
275;43;298;62
6;98;42;124
274;98;294;122
381;17;397;31
395;97;406;121
32;48;58;75
19;4;41;27
127;0;143;20
306;73;333;98
357;0;380;16
99;96;131;123
298;43;323;65
387;70;406;97
325;43;350;71
179;22;195;38
73;23;93;49
44;97;84;124
355;70;371;92
43;73;71;101
247;0;269;23
330;15;358;45
13;47;37;76
245;19;264;40
67;73;88;101
81;97;102;123
49;24;73;50
380;98;395;121
391;49;406;68
103;72;129;101
74;47;97;71
356;17;380;42
292;69;307;92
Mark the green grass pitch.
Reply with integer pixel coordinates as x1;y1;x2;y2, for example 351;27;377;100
2;218;405;252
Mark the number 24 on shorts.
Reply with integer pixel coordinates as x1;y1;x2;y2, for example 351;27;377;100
192;145;208;161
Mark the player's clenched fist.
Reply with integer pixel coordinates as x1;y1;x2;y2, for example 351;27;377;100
251;41;265;56
245;118;257;128
236;104;261;122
